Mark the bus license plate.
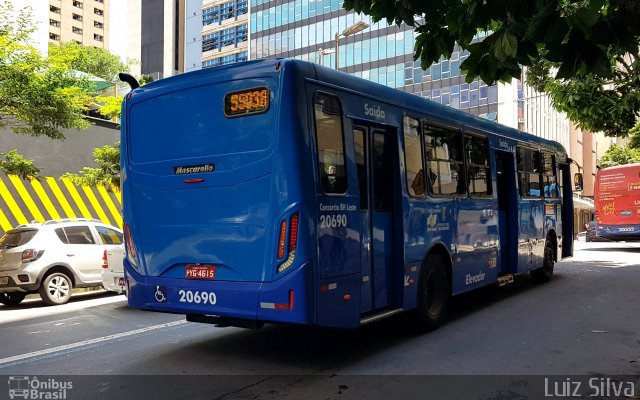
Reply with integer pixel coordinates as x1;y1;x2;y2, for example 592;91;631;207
186;265;216;280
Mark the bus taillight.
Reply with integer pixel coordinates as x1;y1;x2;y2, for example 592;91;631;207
289;213;299;252
277;220;287;260
277;212;299;274
123;223;139;269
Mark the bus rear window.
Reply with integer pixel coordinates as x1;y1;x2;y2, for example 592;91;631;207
129;84;272;164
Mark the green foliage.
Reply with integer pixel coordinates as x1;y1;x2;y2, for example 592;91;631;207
62;143;120;187
97;75;153;119
599;144;640;168
95;94;124;119
344;0;640;138
526;53;640;138
48;41;128;82
343;0;640;86
0;0;92;139
0;149;40;179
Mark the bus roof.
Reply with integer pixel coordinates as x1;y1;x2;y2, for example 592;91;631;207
598;163;640;173
125;58;567;157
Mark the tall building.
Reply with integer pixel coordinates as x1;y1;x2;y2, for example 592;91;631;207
249;2;499;121
47;0;110;48
182;0;250;73
125;0;184;80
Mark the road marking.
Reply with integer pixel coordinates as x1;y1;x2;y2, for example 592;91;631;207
0;320;187;367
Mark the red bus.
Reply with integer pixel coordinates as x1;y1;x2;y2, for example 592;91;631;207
594;163;640;241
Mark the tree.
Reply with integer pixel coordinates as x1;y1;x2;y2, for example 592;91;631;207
598;144;640;168
526;56;640;138
0;1;131;181
0;1;92;139
344;0;640;138
48;41;128;82
344;0;640;85
96;74;153;120
62;142;120;187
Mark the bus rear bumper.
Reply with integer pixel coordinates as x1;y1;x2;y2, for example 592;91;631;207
124;261;313;326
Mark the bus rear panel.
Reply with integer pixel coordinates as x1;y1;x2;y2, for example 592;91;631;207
122;61;314;326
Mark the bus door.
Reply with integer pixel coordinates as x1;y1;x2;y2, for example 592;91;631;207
558;163;574;258
353;124;396;312
495;151;518;274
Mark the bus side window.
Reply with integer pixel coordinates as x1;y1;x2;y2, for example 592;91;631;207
314;93;347;194
424;123;464;196
403;115;424;196
542;152;558;197
517;147;542;198
464;134;492;197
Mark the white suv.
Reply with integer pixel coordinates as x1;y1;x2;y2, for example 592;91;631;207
0;219;123;306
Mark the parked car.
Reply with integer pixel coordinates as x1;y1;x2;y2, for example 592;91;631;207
586;221;611;242
0;219;123;306
101;244;126;294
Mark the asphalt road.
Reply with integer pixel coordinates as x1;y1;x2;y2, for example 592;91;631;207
1;241;639;399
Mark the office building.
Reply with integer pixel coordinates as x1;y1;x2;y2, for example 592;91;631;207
182;0;249;72
249;2;501;121
47;0;110;49
126;0;184;79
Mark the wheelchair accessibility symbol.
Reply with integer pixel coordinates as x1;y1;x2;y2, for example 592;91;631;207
154;285;167;303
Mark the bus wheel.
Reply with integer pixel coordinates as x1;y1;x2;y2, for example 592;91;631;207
415;255;449;332
531;242;554;283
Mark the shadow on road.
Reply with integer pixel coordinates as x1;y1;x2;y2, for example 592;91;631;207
580;246;640;253
0;290;121;311
136;274;561;373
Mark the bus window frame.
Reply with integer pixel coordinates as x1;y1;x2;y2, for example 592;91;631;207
463;131;494;199
517;146;543;199
541;151;559;198
422;120;466;198
403;114;426;198
313;91;348;196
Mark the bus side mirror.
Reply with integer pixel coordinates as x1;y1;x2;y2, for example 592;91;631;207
574;173;583;191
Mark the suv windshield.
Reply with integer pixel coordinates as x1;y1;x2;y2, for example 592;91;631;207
0;229;38;248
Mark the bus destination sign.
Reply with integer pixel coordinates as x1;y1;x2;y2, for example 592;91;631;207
224;87;269;117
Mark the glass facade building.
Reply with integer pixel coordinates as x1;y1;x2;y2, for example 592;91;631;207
249;0;499;118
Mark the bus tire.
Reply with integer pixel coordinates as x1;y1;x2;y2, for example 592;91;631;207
531;242;554;283
415;255;449;332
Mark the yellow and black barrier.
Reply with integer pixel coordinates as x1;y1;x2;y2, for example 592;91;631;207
0;175;122;236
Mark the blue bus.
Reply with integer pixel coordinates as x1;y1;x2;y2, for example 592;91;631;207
120;59;574;330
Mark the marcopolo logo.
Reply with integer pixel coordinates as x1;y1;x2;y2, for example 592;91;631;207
174;163;215;175
8;376;73;399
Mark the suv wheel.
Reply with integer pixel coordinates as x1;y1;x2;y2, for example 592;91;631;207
0;292;27;306
39;272;73;305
